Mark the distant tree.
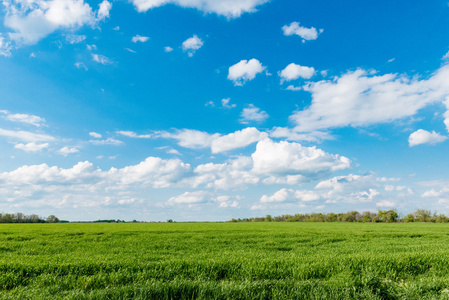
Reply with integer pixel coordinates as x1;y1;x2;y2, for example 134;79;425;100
414;209;432;222
46;215;60;223
167;219;174;223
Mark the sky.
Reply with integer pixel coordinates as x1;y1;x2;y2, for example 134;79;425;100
1;0;449;221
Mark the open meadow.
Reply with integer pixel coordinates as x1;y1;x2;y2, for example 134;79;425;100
1;222;449;299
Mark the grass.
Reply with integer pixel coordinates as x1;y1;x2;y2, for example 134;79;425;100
1;222;449;299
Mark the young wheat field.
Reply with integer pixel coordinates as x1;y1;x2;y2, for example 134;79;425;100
1;222;449;299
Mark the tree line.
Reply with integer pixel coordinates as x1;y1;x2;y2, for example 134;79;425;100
0;213;60;223
230;209;449;223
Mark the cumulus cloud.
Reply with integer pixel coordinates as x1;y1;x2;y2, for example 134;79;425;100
282;21;323;42
228;59;266;86
89;132;102;138
279;63;315;82
65;34;86;44
210;127;268;153
159;128;267;153
221;98;236;109
0;139;355;209
58;146;79;156
260;188;320;203
89;137;122;145
1;110;46;127
182;35;203;56
164;46;173;52
376;200;395;208
157;129;220;149
270;127;334;142
92;53;112;64
252;139;350;183
0;128;54;142
3;0;111;45
408;129;447;147
116;131;151;138
130;0;269;18
0;35;13;57
14;142;49;152
167;190;209;205
291;64;449;132
97;0;112;20
240;104;268;123
132;35;149;43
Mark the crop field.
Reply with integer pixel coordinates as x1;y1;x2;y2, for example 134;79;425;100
1;223;449;299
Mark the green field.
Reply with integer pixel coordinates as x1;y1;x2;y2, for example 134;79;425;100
1;223;449;299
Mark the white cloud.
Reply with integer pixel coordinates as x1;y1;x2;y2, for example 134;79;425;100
157;129;220;149
75;62;88;70
211;127;268;153
221;98;236;109
65;34;86;44
89;137;123;145
282;21;323;41
132;35;149;43
86;44;97;51
0;111;46;127
130;0;269;18
97;0;112;21
228;59;266;86
285;85;302;91
14;142;49;152
192;156;259;190
0;140;355;210
260;188;291;203
260;188;320;203
167;191;209;205
443;51;449;60
159;128;267;153
252;139;350;181
0;128;55;142
0;35;12;57
376;200;395;208
58;146;79;156
164;46;173;52
182;35;203;56
92;53;112;64
270;127;334;142
116;131;151;139
279;63;315;82
408;129;447;147
4;0;111;46
89;132;102;138
240;104;268;123
291;64;449;132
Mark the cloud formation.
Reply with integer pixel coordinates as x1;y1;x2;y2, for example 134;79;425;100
182;35;203;56
291;64;449;132
408;129;447;147
282;21;323;42
240;104;268;123
132;35;149;43
228;59;265;86
279;63;315;82
1;110;46;127
131;0;269;18
3;0;111;45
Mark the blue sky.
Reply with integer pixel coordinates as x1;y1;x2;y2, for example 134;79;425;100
1;0;449;221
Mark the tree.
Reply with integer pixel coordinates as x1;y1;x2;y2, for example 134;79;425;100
47;215;60;223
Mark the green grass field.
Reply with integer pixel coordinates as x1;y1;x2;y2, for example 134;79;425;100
1;222;449;299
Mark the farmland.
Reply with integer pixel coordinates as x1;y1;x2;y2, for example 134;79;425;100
1;222;449;299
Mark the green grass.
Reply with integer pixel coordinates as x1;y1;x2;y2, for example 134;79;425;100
1;222;449;299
